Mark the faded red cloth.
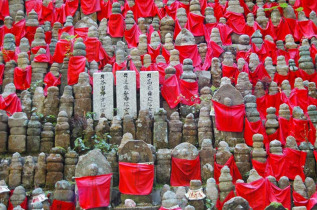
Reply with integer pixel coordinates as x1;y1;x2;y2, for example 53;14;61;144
289;88;309;113
248;63;270;86
185;12;205;36
119;162;154;195
173;19;182;40
54;5;67;24
25;26;38;44
236;178;291;210
84;37;107;62
244;118;266;147
81;0;100;15
148;44;161;63
293;191;317;209
202;40;224;70
274;73;289;87
161;75;181;109
274;18;292;41
0;0;9;20
294;20;317;41
14;66;32;90
26;0;42;15
74;27;89;41
224;11;246;34
267;148;307;180
254;20;276;41
45;31;52;44
10;19;26;46
41;2;53;23
65;0;79;17
0;93;22;116
214;156;242;184
310;44;317;64
253;148;306;181
222;64;239;84
97;0;112;21
290;118;311;145
44;72;61;95
216;191;235;210
75;174;112;209
162;47;170;64
67;56;86;85
300;0;317;16
58;26;74;39
170;156;201;187
8;197;27;210
124;24;141;48
179;80;200;106
212;100;245;132
134;0;157;18
175;45;202;68
53;39;72;63
278;117;291;146
50;200;75;210
107;13;125;37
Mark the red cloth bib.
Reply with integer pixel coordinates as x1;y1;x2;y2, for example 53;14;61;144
175;45;202;68
124;24;141;48
75;174;112;209
170;156;201;187
236;178;291;210
244;118;267;147
81;0;100;15
44;72;61;95
119;162;154;195
214;156;242;184
14;66;32;90
185;12;205;36
107;13;125;37
50;200;75;210
67;56;86;85
179;79;200;106
0;93;22;116
161;75;181;109
212;100;245;132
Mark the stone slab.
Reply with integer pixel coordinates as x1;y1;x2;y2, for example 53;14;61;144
116;71;137;119
140;71;160;116
93;72;114;120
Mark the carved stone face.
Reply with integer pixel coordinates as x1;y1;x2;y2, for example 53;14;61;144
88;164;98;176
224;97;232;106
255;81;263;90
249;54;260;71
212;58;220;68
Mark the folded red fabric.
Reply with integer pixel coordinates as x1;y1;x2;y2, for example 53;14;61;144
107;13;125;37
244;118;267;147
67;56;86;85
119;162;154;195
81;0;101;15
236;178;291;210
170;156;201;187
161;75;181;109
179;79;200;106
50;200;75;210
75;174;112;209
214;156;242;184
0;93;22;116
213;100;245;132
44;72;61;95
14;66;32;90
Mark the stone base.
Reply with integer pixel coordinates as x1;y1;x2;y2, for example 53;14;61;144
120;194;152;204
114;206;159;210
27;136;40;152
0;132;7;153
8;135;26;153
